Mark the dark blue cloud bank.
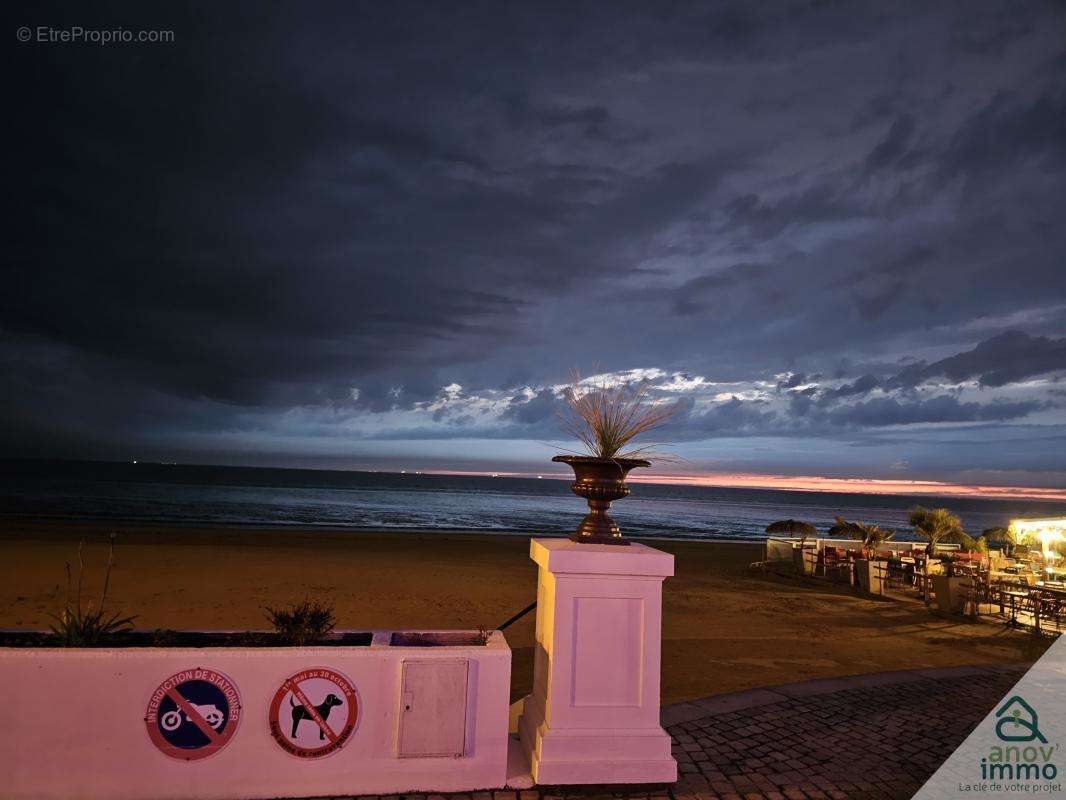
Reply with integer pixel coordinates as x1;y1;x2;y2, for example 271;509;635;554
4;1;1066;489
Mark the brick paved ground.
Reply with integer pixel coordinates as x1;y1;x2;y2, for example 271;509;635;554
662;664;1027;800
307;663;1030;800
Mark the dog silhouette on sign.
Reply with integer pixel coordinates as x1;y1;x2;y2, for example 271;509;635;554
290;693;343;740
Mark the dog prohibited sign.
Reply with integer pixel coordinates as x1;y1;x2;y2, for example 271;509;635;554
268;667;359;758
145;668;242;760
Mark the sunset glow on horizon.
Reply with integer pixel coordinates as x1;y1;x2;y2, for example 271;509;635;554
628;473;1066;502
426;468;1066;502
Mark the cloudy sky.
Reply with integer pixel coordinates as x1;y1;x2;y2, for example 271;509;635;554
5;1;1066;493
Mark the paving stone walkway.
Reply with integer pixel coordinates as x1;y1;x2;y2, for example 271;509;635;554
661;663;1027;800
315;663;1030;800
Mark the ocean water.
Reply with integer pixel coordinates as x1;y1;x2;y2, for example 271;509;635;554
1;460;1064;542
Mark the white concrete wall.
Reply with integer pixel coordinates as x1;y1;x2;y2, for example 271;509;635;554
0;630;510;800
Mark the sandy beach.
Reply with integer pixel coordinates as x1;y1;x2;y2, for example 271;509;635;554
0;521;1050;704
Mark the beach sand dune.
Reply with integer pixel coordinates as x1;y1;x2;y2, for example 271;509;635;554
0;522;1049;703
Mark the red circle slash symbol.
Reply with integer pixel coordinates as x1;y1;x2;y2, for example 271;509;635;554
268;667;359;759
145;668;241;761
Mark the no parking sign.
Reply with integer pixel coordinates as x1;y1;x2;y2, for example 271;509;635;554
268;667;359;759
145;668;242;760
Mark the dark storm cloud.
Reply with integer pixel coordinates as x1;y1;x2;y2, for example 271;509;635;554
823;374;881;400
863;115;916;174
500;389;564;426
776;372;809;390
936;87;1066;186
690;397;776;434
720;185;856;243
826;395;1044;427
4;0;1066;484
672;263;776;315
892;331;1066;388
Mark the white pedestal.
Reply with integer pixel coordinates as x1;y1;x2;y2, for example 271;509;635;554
517;538;677;785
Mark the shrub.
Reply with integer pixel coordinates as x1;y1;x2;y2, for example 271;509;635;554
264;598;337;645
49;535;136;646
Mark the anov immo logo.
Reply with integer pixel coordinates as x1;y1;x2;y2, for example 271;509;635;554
914;636;1065;800
980;696;1059;781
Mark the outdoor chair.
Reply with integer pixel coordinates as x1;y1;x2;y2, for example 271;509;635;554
988;580;1013;615
914;571;933;604
885;558;908;589
958;577;984;617
1013;588;1042;629
1031;589;1066;633
820;546;845;568
1041;592;1066;630
973;574;996;612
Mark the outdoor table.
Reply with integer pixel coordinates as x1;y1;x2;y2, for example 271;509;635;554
1001;589;1030;629
993;566;1024;575
899;556;917;586
990;571;1036;587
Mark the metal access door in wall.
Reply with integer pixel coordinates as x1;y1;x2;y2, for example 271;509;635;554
397;659;470;758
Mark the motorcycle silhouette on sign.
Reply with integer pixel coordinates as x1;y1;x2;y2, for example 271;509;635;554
160;702;225;732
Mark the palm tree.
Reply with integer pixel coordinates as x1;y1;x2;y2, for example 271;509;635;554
982;526;1018;556
829;516;893;556
828;515;859;538
909;507;977;565
765;519;818;546
909;507;963;552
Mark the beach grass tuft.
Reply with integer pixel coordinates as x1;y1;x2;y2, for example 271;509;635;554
264;597;337;645
559;369;680;460
49;534;136;646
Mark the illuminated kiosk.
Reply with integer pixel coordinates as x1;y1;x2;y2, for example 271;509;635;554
517;538;677;785
1009;517;1066;582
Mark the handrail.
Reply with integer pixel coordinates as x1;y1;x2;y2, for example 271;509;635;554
498;600;537;631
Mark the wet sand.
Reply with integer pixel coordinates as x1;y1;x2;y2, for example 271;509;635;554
0;521;1049;703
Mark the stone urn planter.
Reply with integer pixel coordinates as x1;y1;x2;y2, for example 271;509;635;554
552;455;650;545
